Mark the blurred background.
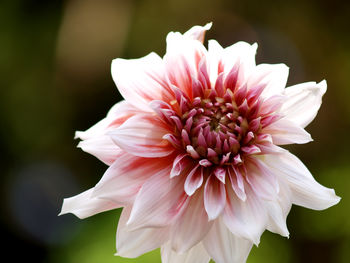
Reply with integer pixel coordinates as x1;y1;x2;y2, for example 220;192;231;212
1;0;349;262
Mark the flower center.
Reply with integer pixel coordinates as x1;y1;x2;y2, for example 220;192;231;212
170;88;262;167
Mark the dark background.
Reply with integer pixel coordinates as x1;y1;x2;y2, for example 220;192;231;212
1;0;349;262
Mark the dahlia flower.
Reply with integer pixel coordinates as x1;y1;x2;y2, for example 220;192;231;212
60;23;340;263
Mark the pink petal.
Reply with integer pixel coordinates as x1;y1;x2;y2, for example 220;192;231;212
184;165;203;196
213;167;226;184
228;166;246;201
116;207;169;258
111;52;172;111
127;173;189;230
109;114;174;158
281;80;327;128
59;188;122;219
204;175;226;220
161;242;210;263
203;219;253;263
75;101;140;164
92;152;173;204
169;190;213;253
171;153;191;178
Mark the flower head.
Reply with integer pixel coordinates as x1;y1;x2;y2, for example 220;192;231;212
60;23;340;263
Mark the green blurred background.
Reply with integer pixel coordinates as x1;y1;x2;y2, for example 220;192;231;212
1;0;349;262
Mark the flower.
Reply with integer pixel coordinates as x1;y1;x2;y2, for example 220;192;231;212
60;23;340;263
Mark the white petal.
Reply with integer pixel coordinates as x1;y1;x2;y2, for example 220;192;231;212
77;137;122;165
183;23;212;43
207;39;224;84
263;118;312;145
127;173;188;230
245;158;279;200
281;80;327;128
111;52;172;111
247;63;289;97
161;242;210;263
75;100;138;140
265;200;290;237
109;114;174;158
203;219;253;263
59;188;122;219
169;190;212;253
204;175;226;220
263;151;341;210
116;207;169;258
92;152;173;204
75;101;139;164
223;185;268;245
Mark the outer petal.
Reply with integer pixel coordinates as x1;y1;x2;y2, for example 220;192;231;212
111;52;172;111
75;100;139;140
109;114;174;158
75;101;139;165
169;189;213;253
223;185;268;245
263;118;312;145
127;173;188;230
203;219;253;263
161;242;210;263
59;188;122;219
281;80;327;128
116;207;169;258
264;179;291;237
77;138;123;166
183;23;212;43
263;151;341;210
92;152;174;204
247;63;289;98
